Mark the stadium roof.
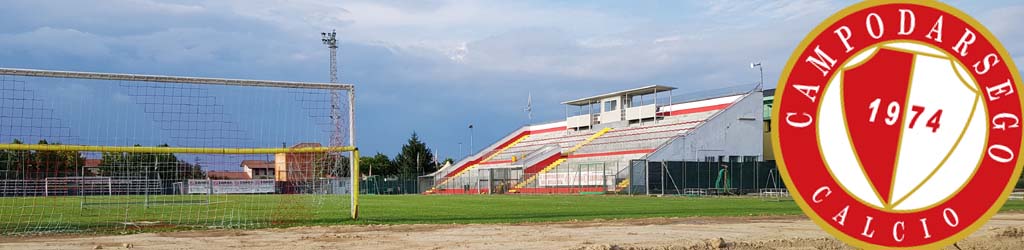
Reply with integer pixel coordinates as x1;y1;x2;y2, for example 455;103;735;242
561;85;676;106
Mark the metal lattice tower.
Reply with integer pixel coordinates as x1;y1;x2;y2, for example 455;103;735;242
321;30;343;150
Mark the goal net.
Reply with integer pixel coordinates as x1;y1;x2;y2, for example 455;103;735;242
0;68;358;234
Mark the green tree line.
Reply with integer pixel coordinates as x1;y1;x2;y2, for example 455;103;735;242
0;139;204;180
99;144;205;180
0;139;83;178
359;132;450;178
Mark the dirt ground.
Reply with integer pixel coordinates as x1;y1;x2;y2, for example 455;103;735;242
2;213;1022;250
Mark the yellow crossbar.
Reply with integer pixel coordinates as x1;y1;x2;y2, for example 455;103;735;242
0;144;356;154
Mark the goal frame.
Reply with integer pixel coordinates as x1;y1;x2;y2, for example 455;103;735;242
0;67;361;219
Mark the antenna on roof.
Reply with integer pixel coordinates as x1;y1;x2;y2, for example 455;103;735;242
750;62;763;91
524;92;533;124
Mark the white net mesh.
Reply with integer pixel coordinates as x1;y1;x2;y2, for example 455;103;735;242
0;69;355;234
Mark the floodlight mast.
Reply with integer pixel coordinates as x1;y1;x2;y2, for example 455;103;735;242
323;29;358;219
321;30;344;151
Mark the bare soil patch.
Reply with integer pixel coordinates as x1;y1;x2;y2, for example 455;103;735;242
2;214;1022;249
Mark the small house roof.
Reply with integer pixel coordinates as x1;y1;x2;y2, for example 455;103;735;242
207;171;251;180
240;160;275;169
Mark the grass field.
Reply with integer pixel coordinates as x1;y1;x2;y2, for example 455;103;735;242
2;194;1023;234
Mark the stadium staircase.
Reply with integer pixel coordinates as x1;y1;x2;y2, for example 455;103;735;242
426;135;530;194
614;179;629;193
510;128;612;193
511;158;566;191
564;127;612;155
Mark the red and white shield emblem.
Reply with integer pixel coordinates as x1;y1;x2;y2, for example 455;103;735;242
773;1;1024;248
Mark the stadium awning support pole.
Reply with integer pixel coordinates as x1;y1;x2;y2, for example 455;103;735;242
653;90;658;125
668;89;673;122
645;160;650;195
661;161;666;196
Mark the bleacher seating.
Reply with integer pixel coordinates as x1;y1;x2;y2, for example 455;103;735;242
427;93;746;194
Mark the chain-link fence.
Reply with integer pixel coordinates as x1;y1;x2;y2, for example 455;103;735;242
514;162;617;194
360;176;419;195
629;156;786;197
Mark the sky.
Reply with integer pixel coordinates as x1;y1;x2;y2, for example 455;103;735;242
0;0;1022;160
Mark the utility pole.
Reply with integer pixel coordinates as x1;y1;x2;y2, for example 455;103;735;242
468;124;474;156
750;62;764;91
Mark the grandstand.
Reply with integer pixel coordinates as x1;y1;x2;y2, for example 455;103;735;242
425;85;766;195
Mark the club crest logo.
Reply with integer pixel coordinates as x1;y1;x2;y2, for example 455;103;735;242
772;1;1024;248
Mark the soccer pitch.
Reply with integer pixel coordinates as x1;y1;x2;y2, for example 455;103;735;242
3;195;1023;234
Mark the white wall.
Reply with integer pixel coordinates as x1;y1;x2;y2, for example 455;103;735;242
646;92;764;161
658;94;742;113
528;121;566;131
567;115;591;128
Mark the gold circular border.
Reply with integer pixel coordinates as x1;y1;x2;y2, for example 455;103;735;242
770;1;1024;249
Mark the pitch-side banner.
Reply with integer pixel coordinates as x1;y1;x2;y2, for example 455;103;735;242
188;179;275;194
537;172;612;187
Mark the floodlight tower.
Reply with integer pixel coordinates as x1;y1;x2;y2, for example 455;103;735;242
322;30;343;150
321;29;348;183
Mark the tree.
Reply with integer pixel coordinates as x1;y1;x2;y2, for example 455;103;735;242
30;140;83;178
0;139;83;179
393;132;436;177
312;153;349;178
99;144;203;180
0;139;25;178
360;152;396;176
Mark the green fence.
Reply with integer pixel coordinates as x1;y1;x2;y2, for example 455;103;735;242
641;156;785;195
361;176;419;195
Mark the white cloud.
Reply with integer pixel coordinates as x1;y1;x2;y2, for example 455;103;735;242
448;42;468;63
577;37;633;49
980;5;1024;73
653;35;684;44
130;0;205;14
2;0;1020;155
703;0;843;21
0;27;111;57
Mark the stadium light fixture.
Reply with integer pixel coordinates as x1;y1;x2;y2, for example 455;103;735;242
468;124;475;156
750;62;763;91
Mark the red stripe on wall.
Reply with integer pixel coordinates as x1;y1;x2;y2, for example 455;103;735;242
528;126;565;135
662;103;731;116
568;149;655;159
478;160;513;165
524;153;564;173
